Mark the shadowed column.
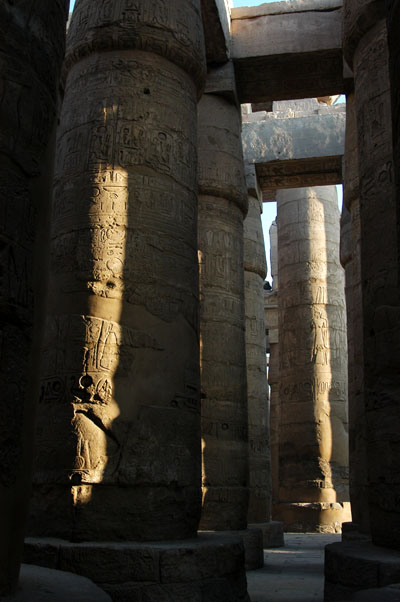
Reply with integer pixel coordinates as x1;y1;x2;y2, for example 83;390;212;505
0;0;68;595
198;73;249;531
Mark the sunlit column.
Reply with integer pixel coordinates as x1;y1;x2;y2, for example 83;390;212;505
275;186;350;532
29;0;206;542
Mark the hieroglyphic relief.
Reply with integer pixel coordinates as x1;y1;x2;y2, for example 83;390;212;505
66;0;206;85
30;0;206;542
198;90;248;530
277;186;348;513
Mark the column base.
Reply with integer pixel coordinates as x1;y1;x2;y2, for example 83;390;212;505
2;564;111;601
199;529;263;570
324;541;400;601
273;502;352;533
247;521;284;548
24;534;250;601
341;521;371;542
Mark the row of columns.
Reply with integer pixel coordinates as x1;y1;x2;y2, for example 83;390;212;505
1;1;277;596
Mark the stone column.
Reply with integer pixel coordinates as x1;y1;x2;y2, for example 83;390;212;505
198;67;249;533
28;0;207;545
275;186;350;533
341;92;370;538
0;2;68;595
244;171;283;547
244;173;270;524
343;0;400;550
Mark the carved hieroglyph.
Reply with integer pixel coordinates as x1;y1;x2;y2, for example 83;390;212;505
243;196;272;523
276;186;349;527
344;0;400;550
0;1;68;595
29;0;207;542
198;92;249;530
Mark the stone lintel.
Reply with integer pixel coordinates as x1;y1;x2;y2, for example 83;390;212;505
257;156;343;192
205;61;238;104
24;534;249;602
242;110;344;193
325;541;400;601
201;0;232;64
231;0;343;20
231;4;345;102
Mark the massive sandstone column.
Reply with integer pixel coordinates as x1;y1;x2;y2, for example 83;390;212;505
324;5;400;599
0;2;68;595
275;186;350;532
243;176;272;528
198;69;249;532
343;0;400;549
29;0;207;543
341;92;370;538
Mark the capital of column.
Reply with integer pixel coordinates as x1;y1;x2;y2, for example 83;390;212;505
65;1;206;92
343;0;386;67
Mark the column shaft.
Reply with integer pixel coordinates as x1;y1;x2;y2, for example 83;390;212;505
344;0;400;548
0;1;68;594
29;0;206;542
276;186;349;532
198;92;249;531
342;92;370;535
244;195;272;524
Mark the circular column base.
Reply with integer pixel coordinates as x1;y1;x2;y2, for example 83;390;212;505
199;529;264;570
2;564;111;601
273;502;352;533
247;521;284;548
324;541;400;601
24;533;250;601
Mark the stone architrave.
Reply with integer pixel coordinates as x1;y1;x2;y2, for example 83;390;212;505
243;187;272;525
343;0;400;550
197;87;249;532
275;186;350;533
0;2;68;595
29;0;207;544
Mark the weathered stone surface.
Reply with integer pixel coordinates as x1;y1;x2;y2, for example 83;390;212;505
248;521;284;548
29;0;207;543
201;529;263;570
344;2;400;550
231;2;344;102
1;564;111;602
324;540;400;600
342;93;369;536
198;90;249;531
276;186;349;532
243;190;269;513
0;1;68;595
24;534;250;602
231;0;342;19
242;107;345;194
201;0;232;63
